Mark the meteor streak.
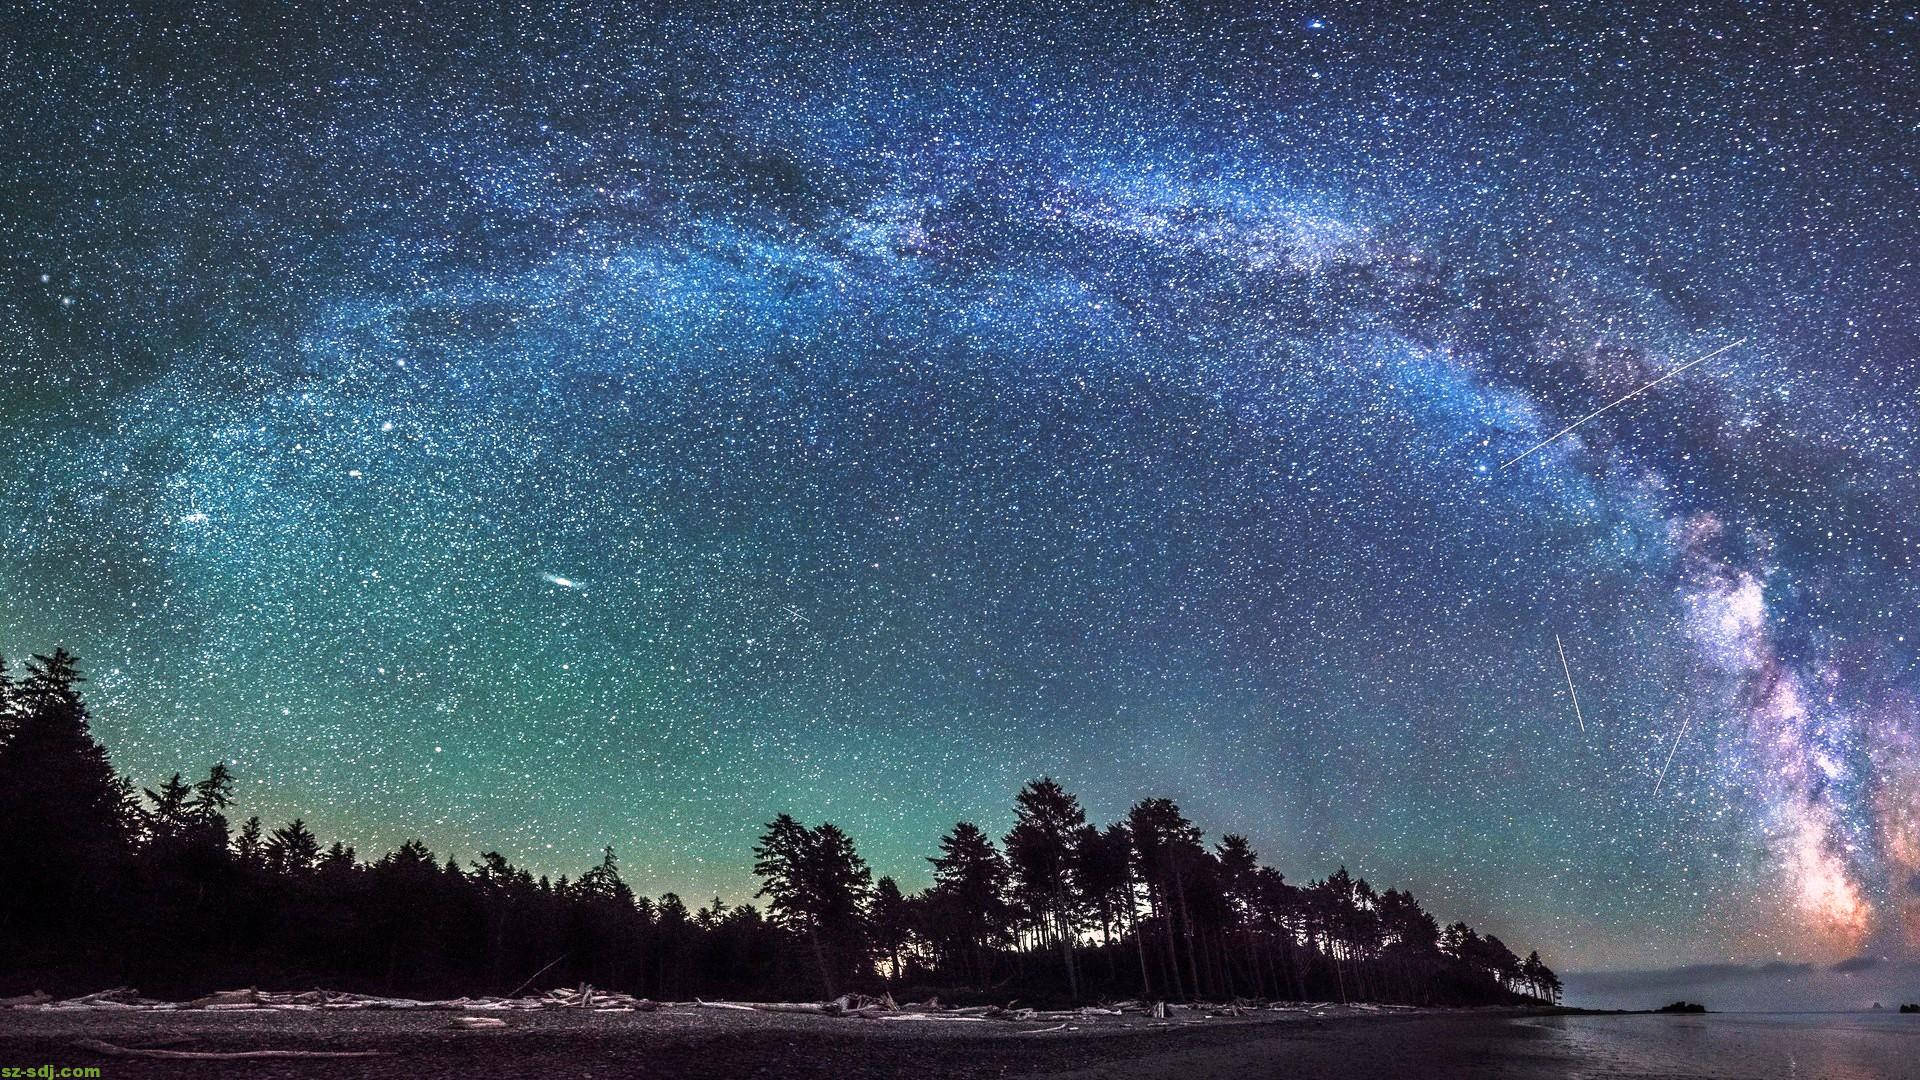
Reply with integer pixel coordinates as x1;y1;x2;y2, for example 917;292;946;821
1652;715;1690;798
1555;633;1587;733
1501;339;1745;470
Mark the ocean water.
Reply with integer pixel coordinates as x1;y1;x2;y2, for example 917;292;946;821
1509;1012;1920;1080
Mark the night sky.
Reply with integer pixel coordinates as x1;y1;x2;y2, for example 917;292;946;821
4;3;1917;978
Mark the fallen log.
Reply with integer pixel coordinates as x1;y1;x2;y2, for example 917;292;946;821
189;989;259;1008
70;988;139;1004
75;1039;390;1061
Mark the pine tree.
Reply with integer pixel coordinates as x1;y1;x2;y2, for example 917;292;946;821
1004;778;1089;998
1127;798;1206;1000
1215;835;1261;995
191;763;235;820
926;822;1010;986
1536;956;1562;1003
319;840;358;879
265;819;321;874
1520;950;1546;1000
872;876;912;986
576;846;636;906
233;815;265;867
1076;821;1144;991
0;649;131;951
144;773;196;841
753;815;873;996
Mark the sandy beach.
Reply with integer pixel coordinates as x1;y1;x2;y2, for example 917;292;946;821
8;1002;1920;1078
0;1006;1558;1079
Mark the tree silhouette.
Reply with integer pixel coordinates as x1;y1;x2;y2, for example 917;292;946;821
753;815;873;996
192;763;235;821
925;821;1011;988
1005;779;1088;998
233;815;264;868
265;819;322;875
1127;798;1207;1000
144;773;196;840
0;650;133;968
871;876;911;987
1216;835;1263;996
0;649;1567;1008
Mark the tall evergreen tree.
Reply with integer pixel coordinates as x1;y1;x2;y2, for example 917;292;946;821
233;815;265;867
753;815;873;996
1126;798;1206;1000
144;773;196;841
265;819;322;874
871;876;911;987
1005;778;1090;998
191;763;235;820
0;649;132;956
576;846;635;905
926;821;1010;987
1216;835;1262;996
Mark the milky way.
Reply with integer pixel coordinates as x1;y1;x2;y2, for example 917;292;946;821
3;3;1917;971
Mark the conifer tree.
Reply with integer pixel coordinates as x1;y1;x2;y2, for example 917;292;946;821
872;876;912;986
926;821;1010;986
754;815;873;996
234;815;265;867
1005;779;1088;998
265;819;321;874
0;649;131;952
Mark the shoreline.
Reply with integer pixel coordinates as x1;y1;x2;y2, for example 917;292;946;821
7;1005;1913;1078
0;1004;1549;1079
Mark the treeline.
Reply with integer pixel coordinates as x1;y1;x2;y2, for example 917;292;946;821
0;649;1560;1005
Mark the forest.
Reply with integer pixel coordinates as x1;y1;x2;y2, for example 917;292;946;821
0;649;1560;1006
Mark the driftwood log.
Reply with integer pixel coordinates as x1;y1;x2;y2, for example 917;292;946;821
74;1039;390;1060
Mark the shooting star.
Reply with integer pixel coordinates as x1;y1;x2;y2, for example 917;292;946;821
1501;338;1745;471
1652;715;1690;798
1555;633;1586;734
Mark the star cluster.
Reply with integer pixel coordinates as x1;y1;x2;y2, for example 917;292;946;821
3;2;1917;971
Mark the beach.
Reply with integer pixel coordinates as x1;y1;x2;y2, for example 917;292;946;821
5;1006;1915;1079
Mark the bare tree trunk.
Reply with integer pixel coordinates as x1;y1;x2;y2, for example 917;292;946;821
1154;884;1184;1000
1054;895;1080;1000
1129;892;1153;996
1171;867;1201;999
808;925;835;998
